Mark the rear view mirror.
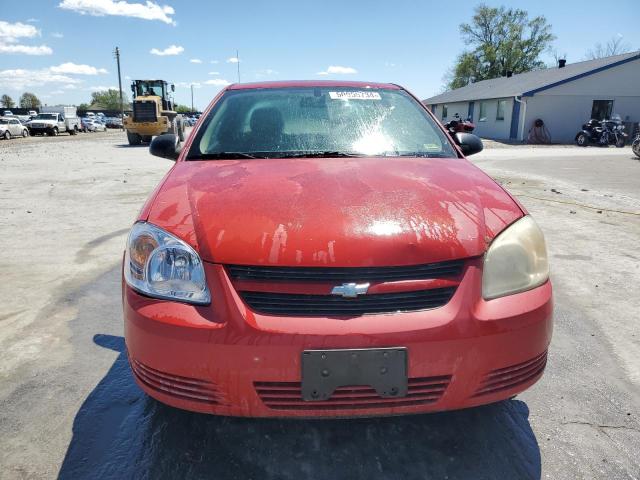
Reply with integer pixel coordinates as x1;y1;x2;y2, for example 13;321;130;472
454;133;483;156
149;134;180;161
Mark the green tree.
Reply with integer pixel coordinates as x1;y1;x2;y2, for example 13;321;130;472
19;92;42;109
175;104;191;113
90;89;129;110
446;4;555;90
77;103;90;111
1;94;15;108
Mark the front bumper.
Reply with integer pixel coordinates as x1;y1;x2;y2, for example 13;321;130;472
123;259;553;417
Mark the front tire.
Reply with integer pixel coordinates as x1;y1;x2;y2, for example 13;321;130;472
22;129;28;138
576;133;589;147
3;131;10;140
51;127;59;136
127;131;142;146
632;139;640;158
615;136;625;148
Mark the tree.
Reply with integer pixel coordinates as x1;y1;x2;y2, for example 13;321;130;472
586;36;631;60
1;94;15;108
446;4;555;90
19;92;41;109
175;104;191;113
90;89;129;110
77;103;90;111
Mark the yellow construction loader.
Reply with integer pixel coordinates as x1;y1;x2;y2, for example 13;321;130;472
123;79;185;145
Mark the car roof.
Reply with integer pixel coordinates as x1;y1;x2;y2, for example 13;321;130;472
226;80;402;91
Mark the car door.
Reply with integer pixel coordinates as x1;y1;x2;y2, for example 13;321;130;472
10;119;21;136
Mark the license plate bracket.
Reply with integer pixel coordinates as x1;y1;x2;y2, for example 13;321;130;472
301;348;407;401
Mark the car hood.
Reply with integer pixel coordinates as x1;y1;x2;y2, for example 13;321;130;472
146;157;523;266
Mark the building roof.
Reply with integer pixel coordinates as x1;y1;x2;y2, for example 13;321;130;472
227;80;402;90
423;51;640;104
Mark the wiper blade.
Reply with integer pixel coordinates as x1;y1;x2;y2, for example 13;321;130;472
384;151;448;158
188;152;264;160
278;151;364;158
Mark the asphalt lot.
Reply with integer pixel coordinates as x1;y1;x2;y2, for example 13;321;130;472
0;132;639;479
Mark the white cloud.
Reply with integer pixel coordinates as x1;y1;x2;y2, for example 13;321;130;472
226;57;239;63
0;68;80;90
63;84;76;89
124;75;131;80
208;71;220;75
50;62;108;75
26;18;39;23
50;90;65;95
0;21;40;42
59;0;176;25
86;85;118;91
51;32;64;38
0;20;51;54
150;44;184;56
0;44;53;55
316;65;357;75
204;79;231;86
190;58;202;64
210;60;218;64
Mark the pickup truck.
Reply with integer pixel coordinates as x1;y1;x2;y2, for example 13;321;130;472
27;106;80;136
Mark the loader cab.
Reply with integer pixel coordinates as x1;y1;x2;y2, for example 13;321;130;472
131;80;175;111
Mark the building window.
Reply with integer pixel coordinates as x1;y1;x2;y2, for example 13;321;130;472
442;104;448;120
479;102;487;122
591;100;613;120
496;99;507;121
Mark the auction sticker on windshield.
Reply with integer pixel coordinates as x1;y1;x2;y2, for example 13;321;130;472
329;91;381;100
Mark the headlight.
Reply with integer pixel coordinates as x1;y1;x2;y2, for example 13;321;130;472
124;222;211;305
482;216;549;300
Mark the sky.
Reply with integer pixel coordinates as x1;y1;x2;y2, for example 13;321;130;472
1;0;638;110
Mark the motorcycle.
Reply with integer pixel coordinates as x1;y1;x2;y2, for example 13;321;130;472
575;114;626;148
444;113;475;136
632;132;640;158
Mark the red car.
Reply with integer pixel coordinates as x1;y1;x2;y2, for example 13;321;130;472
123;81;552;417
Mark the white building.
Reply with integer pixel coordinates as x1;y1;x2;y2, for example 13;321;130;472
423;52;640;143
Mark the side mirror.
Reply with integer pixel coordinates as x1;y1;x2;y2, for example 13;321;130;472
171;84;175;92
454;132;483;156
130;84;135;93
149;134;180;161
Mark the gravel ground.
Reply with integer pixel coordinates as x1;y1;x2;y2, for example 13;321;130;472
0;132;639;479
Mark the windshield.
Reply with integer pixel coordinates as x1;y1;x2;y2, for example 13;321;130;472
0;119;8;124
187;87;457;159
36;114;57;120
135;81;164;97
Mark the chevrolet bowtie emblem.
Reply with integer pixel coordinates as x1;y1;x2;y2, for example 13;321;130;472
330;282;370;298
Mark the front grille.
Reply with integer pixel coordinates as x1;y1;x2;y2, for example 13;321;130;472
227;259;464;283
133;101;157;122
473;350;548;397
240;287;455;316
130;358;224;404
255;375;451;411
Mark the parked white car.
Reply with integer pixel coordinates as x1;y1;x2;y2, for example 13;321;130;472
92;119;107;132
0;117;29;139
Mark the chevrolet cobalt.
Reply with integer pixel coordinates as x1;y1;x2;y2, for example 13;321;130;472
123;81;552;417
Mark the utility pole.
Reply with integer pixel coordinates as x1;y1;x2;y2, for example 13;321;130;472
236;50;241;83
191;83;194;113
114;46;124;130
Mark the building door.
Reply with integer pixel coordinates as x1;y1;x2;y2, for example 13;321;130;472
591;100;613;120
